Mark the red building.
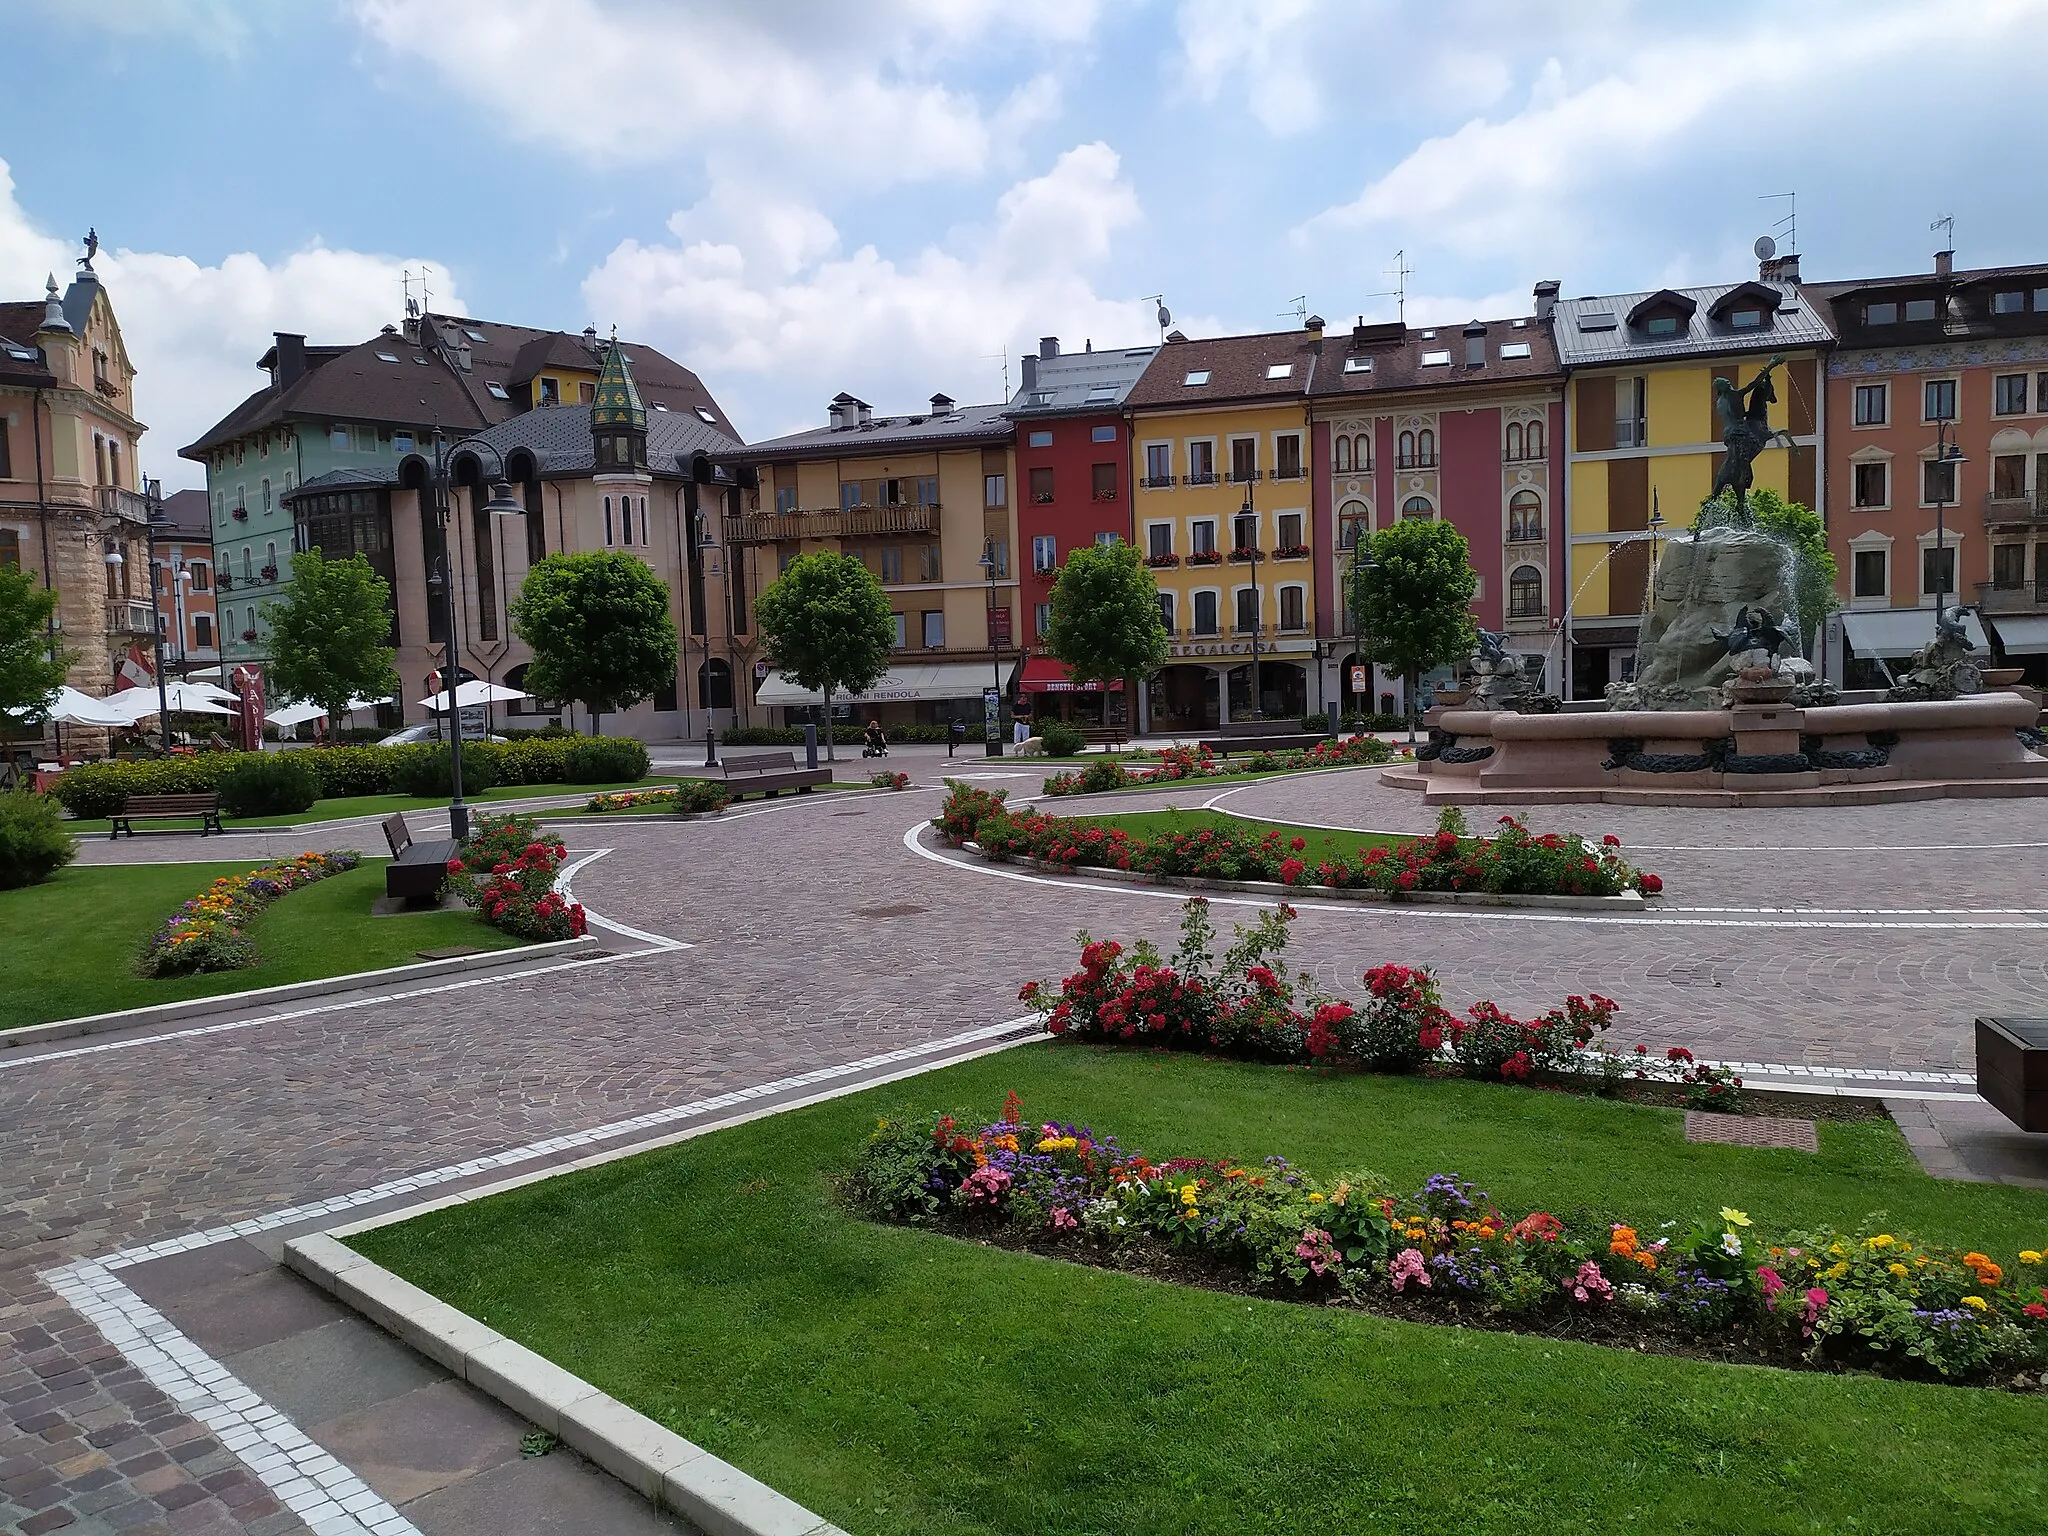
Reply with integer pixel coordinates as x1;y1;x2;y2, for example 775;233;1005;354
1004;335;1158;729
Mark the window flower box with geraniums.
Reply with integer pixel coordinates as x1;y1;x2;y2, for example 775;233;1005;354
260;564;279;581
1228;546;1262;562
1185;550;1224;567
239;628;258;642
1144;553;1181;569
1272;544;1311;560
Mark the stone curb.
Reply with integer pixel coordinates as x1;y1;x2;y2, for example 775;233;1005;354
958;843;1649;912
283;1235;848;1536
1;937;598;1052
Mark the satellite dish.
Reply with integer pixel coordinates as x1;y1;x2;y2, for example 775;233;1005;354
1156;303;1171;329
1753;234;1777;261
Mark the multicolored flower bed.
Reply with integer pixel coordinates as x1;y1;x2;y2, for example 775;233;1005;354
586;781;732;815
1020;897;1739;1104
446;812;587;941
944;786;1661;899
139;851;361;977
870;771;912;791
849;1097;2048;1386
1041;736;1397;797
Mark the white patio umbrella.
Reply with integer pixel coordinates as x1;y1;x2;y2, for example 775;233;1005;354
105;684;233;721
8;686;131;728
264;700;329;729
417;679;529;712
177;679;239;704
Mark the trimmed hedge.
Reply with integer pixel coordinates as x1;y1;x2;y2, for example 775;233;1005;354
217;753;320;817
46;733;656;819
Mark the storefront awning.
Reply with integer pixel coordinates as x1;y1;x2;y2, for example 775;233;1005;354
1018;657;1125;693
1842;608;1989;659
755;660;1017;707
1986;615;2048;655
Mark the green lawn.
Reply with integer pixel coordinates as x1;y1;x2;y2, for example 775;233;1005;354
0;859;522;1029
1060;806;1405;862
355;1046;2048;1535
59;778;686;834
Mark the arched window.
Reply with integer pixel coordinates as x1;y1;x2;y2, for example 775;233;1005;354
1526;421;1545;460
697;657;734;710
1417;428;1436;467
1335;435;1353;472
242;548;252;581
621;497;633;545
603;496;614;546
1508;490;1543;543
261;477;272;513
1509;565;1544;618
1397;430;1415;468
1505;422;1524;461
1402;496;1433;520
1355;433;1372;471
1338;499;1369;549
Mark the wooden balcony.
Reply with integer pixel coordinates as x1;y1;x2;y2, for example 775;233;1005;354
730;503;941;543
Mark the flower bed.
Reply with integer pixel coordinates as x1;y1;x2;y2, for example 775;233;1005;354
139;851;361;977
947;787;1661;900
1041;736;1395;797
1016;896;1735;1103
446;812;586;941
870;771;912;791
849;1099;2048;1387
586;781;733;815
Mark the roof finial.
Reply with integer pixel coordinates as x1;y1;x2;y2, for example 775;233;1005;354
40;274;72;334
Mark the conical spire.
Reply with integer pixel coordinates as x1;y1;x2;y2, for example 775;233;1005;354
39;274;71;335
591;330;645;431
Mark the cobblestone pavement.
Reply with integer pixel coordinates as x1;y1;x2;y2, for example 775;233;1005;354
9;764;2048;1532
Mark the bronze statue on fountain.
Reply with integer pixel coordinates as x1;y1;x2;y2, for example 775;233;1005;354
1464;630;1560;713
1887;605;1985;702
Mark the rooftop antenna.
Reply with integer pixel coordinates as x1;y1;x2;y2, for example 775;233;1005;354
981;345;1009;399
1931;213;1955;248
1144;294;1171;341
418;264;433;316
1279;295;1308;325
1367;250;1410;324
1760;191;1796;253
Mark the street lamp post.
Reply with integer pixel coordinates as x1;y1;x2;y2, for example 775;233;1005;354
1241;489;1263;721
979;540;1004;758
1349;534;1378;727
697;518;726;766
1930;419;1967;627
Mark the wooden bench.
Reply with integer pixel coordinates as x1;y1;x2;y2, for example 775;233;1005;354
1079;724;1129;747
719;749;832;799
381;811;460;905
111;793;224;838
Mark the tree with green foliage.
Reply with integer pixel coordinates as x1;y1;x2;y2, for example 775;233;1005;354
510;551;680;737
0;565;69;733
264;552;402;737
1350;518;1478;736
754;551;895;761
1044;542;1169;725
1695;485;1838;653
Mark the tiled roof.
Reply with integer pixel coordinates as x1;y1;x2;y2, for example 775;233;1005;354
1122;327;1321;410
156;488;213;537
278;465;401;505
459;398;742;480
507;331;601;385
1550;279;1834;366
740;400;1013;460
1005;345;1158;416
1310;315;1559;399
0;301;57;387
0;301;44;345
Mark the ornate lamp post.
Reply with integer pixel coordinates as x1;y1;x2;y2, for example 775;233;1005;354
979;539;1005;758
697;516;727;765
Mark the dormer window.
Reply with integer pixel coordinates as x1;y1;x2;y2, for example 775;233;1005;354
1727;309;1763;329
1904;298;1937;322
1645;316;1680;336
1626;289;1699;338
1866;302;1897;324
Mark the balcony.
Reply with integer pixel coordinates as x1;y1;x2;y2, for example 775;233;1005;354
1395;455;1438;471
1975;580;2048;613
1271;466;1306;482
728;503;940;543
1983;490;2048;526
1228;468;1263;485
1185;470;1219;487
1142;474;1176;489
1507;522;1546;545
105;600;157;636
97;485;153;525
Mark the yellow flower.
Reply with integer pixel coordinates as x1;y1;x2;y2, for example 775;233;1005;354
1826;1262;1849;1280
1720;1208;1751;1228
2022;1251;2044;1266
1888;1263;1908;1278
1866;1234;1895;1250
1961;1295;1988;1312
1308;1193;1325;1204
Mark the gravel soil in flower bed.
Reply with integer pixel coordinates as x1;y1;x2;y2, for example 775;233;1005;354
0;860;521;1029
353;1046;2048;1536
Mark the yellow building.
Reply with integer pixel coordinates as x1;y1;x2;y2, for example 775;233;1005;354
1550;263;1830;698
733;392;1019;727
1123;326;1320;730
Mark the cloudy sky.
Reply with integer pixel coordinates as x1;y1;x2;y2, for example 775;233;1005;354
8;0;2043;489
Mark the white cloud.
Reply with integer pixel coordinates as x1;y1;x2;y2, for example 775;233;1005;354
348;0;1092;185
1174;0;1323;135
0;158;459;491
583;144;1159;436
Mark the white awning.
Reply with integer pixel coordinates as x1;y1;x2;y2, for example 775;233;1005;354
1841;608;1989;659
1987;615;2048;655
756;661;1016;707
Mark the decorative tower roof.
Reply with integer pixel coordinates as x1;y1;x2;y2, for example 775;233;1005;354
591;332;646;431
39;274;71;335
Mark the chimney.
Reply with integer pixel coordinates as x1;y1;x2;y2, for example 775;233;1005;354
1533;280;1561;324
1020;355;1038;393
1463;319;1486;368
1352;315;1368;348
1777;252;1800;284
1935;249;1954;278
828;394;851;430
857;400;873;426
1758;254;1782;283
929;392;955;416
1039;336;1060;360
1305;314;1325;337
273;332;308;389
583;325;600;352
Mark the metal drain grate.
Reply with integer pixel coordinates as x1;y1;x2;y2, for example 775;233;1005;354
1684;1112;1818;1152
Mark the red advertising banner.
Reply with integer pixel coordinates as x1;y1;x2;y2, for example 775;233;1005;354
232;666;265;753
989;606;1012;648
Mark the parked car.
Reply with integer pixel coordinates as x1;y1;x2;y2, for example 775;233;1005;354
377;723;509;746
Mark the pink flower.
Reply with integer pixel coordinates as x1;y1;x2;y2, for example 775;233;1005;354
1756;1265;1785;1304
1388;1248;1431;1292
1049;1207;1077;1232
1563;1260;1613;1305
1801;1286;1829;1338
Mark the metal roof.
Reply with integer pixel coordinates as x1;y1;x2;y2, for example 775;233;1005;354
1005;345;1158;416
740;400;1013;460
1550;280;1835;366
457;399;741;480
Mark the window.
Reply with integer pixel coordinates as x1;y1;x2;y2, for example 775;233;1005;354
922;610;945;648
1643;316;1680;337
1993;544;2027;588
1085;388;1117;404
193;614;212;648
1193;590;1218;636
776;486;797;514
1276;512;1302;551
241;549;252;581
1233;512;1257;552
579;382;596;404
1420;349;1452;365
486;382;510;400
695;407;718;425
1035;602;1052;637
392;432;414;453
1156;592;1174;631
1923;457;1957;504
1183;370;1211;386
1417;428;1436;466
2037;289;2048;312
1343;356;1372;374
1030;392;1053;407
1275;434;1301;479
1235;588;1260;633
1994;291;2026;315
1095;531;1119;546
1397;429;1415;467
603;495;614;545
1338;500;1368;549
1853;461;1888;508
1187;441;1215;484
1996;374;2029;415
264;540;277;576
841;481;861;510
1029;467;1055;503
1147;524;1172;559
1526;421;1545;459
331;425;350;450
1505;422;1524;461
891;613;907;648
1508;565;1544;618
1904;298;1938;322
1279;586;1305;631
1091;425;1117;443
189;563;208;591
920;543;945;581
1028;430;1053;447
1091;462;1117;500
1402;496;1432;520
1353;432;1374;470
1852;549;1887;599
1853;383;1887;426
1615;377;1647;447
1727;309;1763;329
984;474;1006;506
1034;534;1058;572
1191;519;1216;555
1266;363;1293;380
916;476;938;505
1994;454;2027;498
0;528;16;568
621;497;634;544
1230;439;1257;483
260;478;271;514
355;426;377;453
880;547;903;583
1508;490;1542;542
539;378;560;406
2039;374;2048;414
1335;435;1353;472
1145;443;1172;486
1922;544;1956;598
1865;302;1898;325
1499;342;1532;359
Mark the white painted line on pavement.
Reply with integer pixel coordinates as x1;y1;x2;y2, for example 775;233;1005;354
554;848;690;950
